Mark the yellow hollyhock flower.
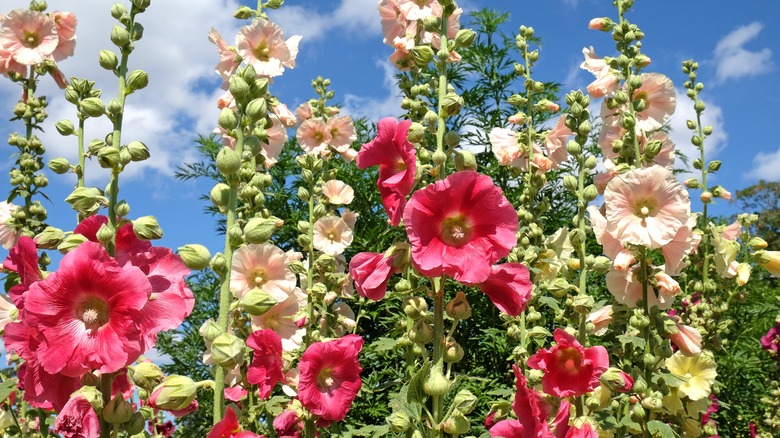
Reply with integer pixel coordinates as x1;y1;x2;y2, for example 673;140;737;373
665;351;717;401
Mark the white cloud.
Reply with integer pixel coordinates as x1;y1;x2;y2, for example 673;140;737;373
667;87;728;178
267;0;380;42
714;22;772;83
749;146;780;181
342;59;403;121
0;0;243;184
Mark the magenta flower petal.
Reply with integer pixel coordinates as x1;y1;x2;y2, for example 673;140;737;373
246;329;284;400
349;252;398;301
477;263;532;316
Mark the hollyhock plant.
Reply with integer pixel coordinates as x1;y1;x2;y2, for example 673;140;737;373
356;117;416;226
298;334;363;421
475;263;533;316
235;18;301;78
0;201;20;249
604;165;690;249
208;27;239;86
312;215;354;256
231;243;297;299
349;251;401;301
22;241;150;377
246;329;284;399
251;291;306;352
489;365;553;438
403;171;517;284
527;328;609;398
3;236;42;308
322;180;354;205
761;321;780;356
53;394;100;438
207;406;262;438
666;352;717;401
0;9;59;66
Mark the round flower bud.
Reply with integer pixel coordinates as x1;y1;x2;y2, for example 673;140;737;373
443;339;464;363
246;98;267;123
199;319;222;344
244;216;283;244
403;297;428;320
454;150;477;171
387;411;411;433
79;97;106;118
96;223;115;245
210;183;231;209
218;108;238;131
55;120;75;136
127;141;150;162
124;412;145;435
217;147;242;176
110;25;131;48
423;366;449;396
407;122;425;143
409;318;434;345
452;389;478;414
132;361;165;391
149;376;197;411
127;70;149;92
99;50;118;70
210;333;244;368
442;412;470;435
132;216;163;240
104;394;134;424
239;288;280;316
229;76;251;102
177;244;211;270
582;184;599;202
454;29;476;48
48;157;71;175
445;292;471;320
233;5;253;19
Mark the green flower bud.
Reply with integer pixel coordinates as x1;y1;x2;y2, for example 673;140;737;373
132;216;163;240
708;160;721;172
244;216;283;244
407;122;425;143
132;361;165;391
74;386;104;411
229;76;251;102
566;140;582;155
48;157;71;174
124;412;145;435
150;375;197;411
111;25;131;48
217;147;241;176
442;412;470;435
96;223;115;245
403;296;428;320
132;0;151;11
246;98;268;123
443;338;464;363
199;319;222;343
177;244;211;270
233;5;253;19
454;150;477;171
582;184;598;202
125;70;149;93
99;50;118;70
266;0;284;8
454;29;476;48
387;411;411;433
107;98;122;117
409;318;434;344
55;120;75;136
583;155;598;170
631;404;646;422
684;178;700;189
239;288;280;316
97;146;121;168
104;394;134;424
411;46;435;67
441;92;464;116
432;149;447;166
423;365;449;396
748;237;767;250
210;333;245;368
35;226;65;249
110;3;128;19
126;141;150;161
58;233;89;253
563;175;578;192
80;97;106;117
445;291;471;320
592;256;611;273
452;389;478;415
65;187;107;213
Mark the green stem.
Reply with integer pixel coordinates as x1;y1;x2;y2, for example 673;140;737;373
696;106;709;285
77;117;86;188
640;247;651;384
434;9;451;180
431;277;445;437
99;373;115;438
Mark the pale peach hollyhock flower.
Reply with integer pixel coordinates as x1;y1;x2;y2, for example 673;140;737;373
646;131;676;169
313;215;353;256
632;73;676;132
393;35;415;51
489;127;520;165
50;66;68;89
50;11;76;62
604;165;690;249
588;17;612;31
532;154;553;174
296;118;331;155
587;305;613;336
216;90;236;110
606;266;674;309
0;10;59;66
544;115;572;168
398;0;443;21
339;148;359;163
321;180;354;205
0;201;21;249
251;292;305;352
587;71;621;99
378;0;405;47
419;8;462;50
662;215;700;276
272;103;296;128
295;102;313;124
710;222;741;277
722;220;741;241
262;114;288;168
330;302;356;336
327;116;357;149
0;295;18;332
654;269;682;304
0;45;27;76
669;324;702;356
587;205;624;262
580;46;608;75
235;19;300;78
282;367;300;397
613;250;636;272
342;209;359;230
231;243;297;299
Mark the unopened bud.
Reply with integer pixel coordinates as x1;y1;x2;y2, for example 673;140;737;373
423;365;449;396
126;141;150;161
80;97;105;118
126;70;149;92
445;291;472;320
210;333;244;368
132;216;163;240
443;338;464;363
55;120;75;136
110;25;130;47
217;147;242;176
149;375;197;411
454;29;476;48
406;122;425;143
684;178;700;189
411;46;435;67
387;411;411;433
132;361;165;391
454;150;477;171
442;412;470;435
99;50;118;70
48;157;71;174
177;244;211;270
588;17;614;31
218;108;238;130
104;394;134;424
409;318;434;344
239;288;280;315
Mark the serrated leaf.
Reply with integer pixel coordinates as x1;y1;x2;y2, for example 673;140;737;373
407;361;431;406
647;420;677;438
371;337;398;352
617;414;641;430
0;379;17;404
538;296;560;312
618;334;645;349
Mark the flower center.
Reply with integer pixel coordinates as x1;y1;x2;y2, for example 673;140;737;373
251;269;268;288
76;296;110;331
253;42;271;61
23;31;40;48
440;215;471;247
317;368;337;392
555;347;582;375
635;90;649;109
633;198;658;220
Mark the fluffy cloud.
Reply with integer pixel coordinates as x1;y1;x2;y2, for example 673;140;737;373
749;147;780;181
267;0;380;42
714;22;772;83
667;87;728;178
0;0;244;183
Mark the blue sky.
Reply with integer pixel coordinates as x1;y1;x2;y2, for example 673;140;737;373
1;0;778;260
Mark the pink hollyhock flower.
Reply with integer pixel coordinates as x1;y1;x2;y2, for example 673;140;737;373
527;328;609;397
53;394;100;438
298;334;363;421
0;10;59;65
296;118;331;155
398;0;443;21
261;114;288;168
0;201;21;249
0;295;17;332
490;365;552;437
327;116;357;149
632;73;676;132
274;409;303;437
403;171;518;284
604;165;690;249
50;11;76;62
349;251;400;301
605;266;677;309
231;243;297;299
235;19;300;78
760;321;780;356
209;28;239;87
246;329;284;400
295;101;313;123
378;0;405;47
475;263;532;316
207;406;262;438
662;215;700;276
73;215;152;263
0;44;27;76
313;215;353;256
580;47;619;98
565;422;598;438
272;103;296;127
545;115;572;168
152;421;176;438
587;305;613;336
3;236;42;308
356;117;416;226
251;290;306;352
24;241;149;377
322;180;354;205
669;323;702;356
224;385;248;402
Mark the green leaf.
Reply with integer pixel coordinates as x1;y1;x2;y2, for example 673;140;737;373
538;296;560;312
0;379;17;404
618;334;646;349
407;361;431;406
371;337;399;353
647;420;677;438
